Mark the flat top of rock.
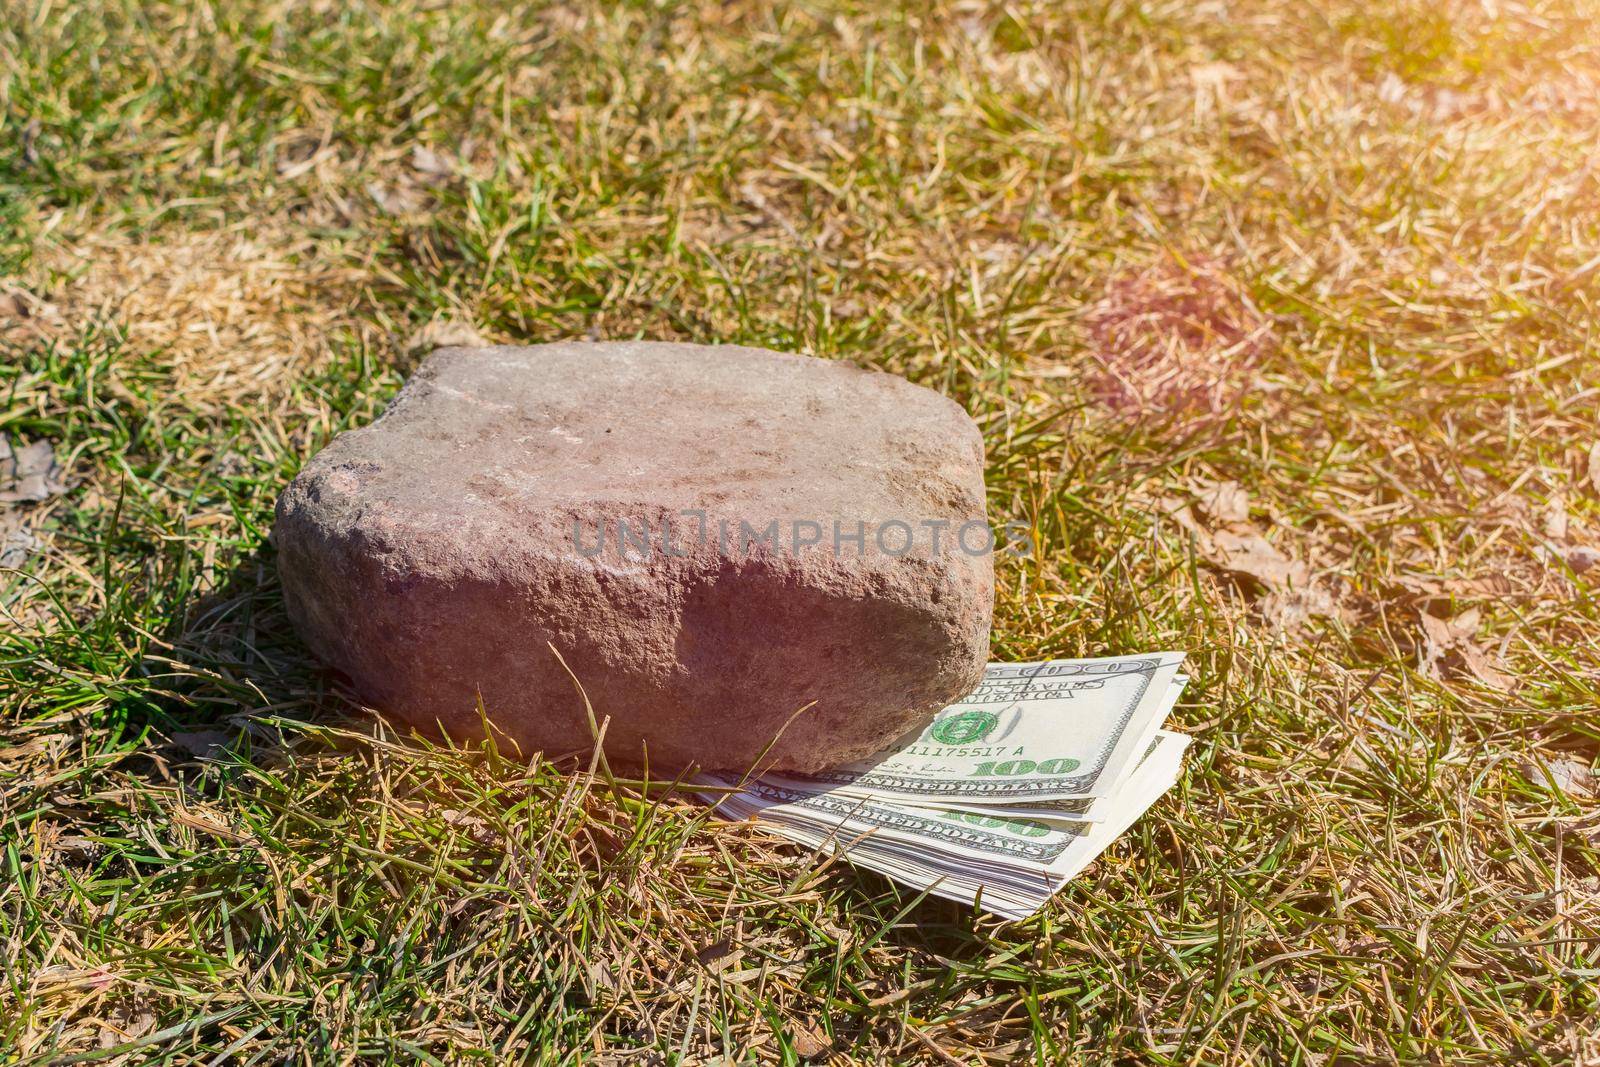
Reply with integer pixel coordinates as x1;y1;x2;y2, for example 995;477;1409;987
318;342;984;536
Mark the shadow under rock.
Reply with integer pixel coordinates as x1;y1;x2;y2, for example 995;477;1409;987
137;543;369;766
142;545;1018;949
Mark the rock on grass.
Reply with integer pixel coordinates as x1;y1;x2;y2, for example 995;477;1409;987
274;342;994;772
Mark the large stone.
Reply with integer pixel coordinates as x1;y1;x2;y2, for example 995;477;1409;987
274;342;993;771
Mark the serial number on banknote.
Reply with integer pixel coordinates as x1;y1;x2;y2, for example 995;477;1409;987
963;678;1108;703
897;744;1083;776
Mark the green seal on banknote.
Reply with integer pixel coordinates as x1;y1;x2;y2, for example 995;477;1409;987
931;710;1000;745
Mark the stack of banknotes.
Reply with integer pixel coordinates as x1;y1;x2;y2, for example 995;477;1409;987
700;653;1190;920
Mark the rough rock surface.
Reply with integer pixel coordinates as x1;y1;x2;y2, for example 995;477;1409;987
274;342;993;771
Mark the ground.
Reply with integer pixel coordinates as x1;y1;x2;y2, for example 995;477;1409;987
2;0;1598;1062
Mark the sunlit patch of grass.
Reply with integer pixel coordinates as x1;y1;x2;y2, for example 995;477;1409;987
2;0;1599;1061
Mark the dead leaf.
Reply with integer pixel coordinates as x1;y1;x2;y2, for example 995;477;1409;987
1523;757;1596;798
583;820;626;861
1418;610;1514;690
170;729;231;758
1183;491;1343;624
1442;574;1517;598
1564;545;1600;574
586;958;620;993
365;180;427;217
1160;496;1209;541
697;934;739;966
1418;611;1456;650
1;285;60;325
787;1020;833;1060
405;320;489;355
0;736;58;764
1543;494;1569;541
97;1008;155;1048
1205;528;1309;591
438;807;492;833
1588;442;1600;495
1;522;40;568
1455;642;1515;691
1194;479;1251;524
1259;586;1344;631
410;144;455;179
48;835;102;863
0;438;68;503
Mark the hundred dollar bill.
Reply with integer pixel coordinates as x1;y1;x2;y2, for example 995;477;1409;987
927;675;1187;822
846;730;1190;916
710;730;1191;919
765;652;1185;806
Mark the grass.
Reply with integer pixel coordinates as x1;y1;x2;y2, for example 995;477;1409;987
2;0;1599;1060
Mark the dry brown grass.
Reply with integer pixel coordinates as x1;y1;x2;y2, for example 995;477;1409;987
5;224;374;402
